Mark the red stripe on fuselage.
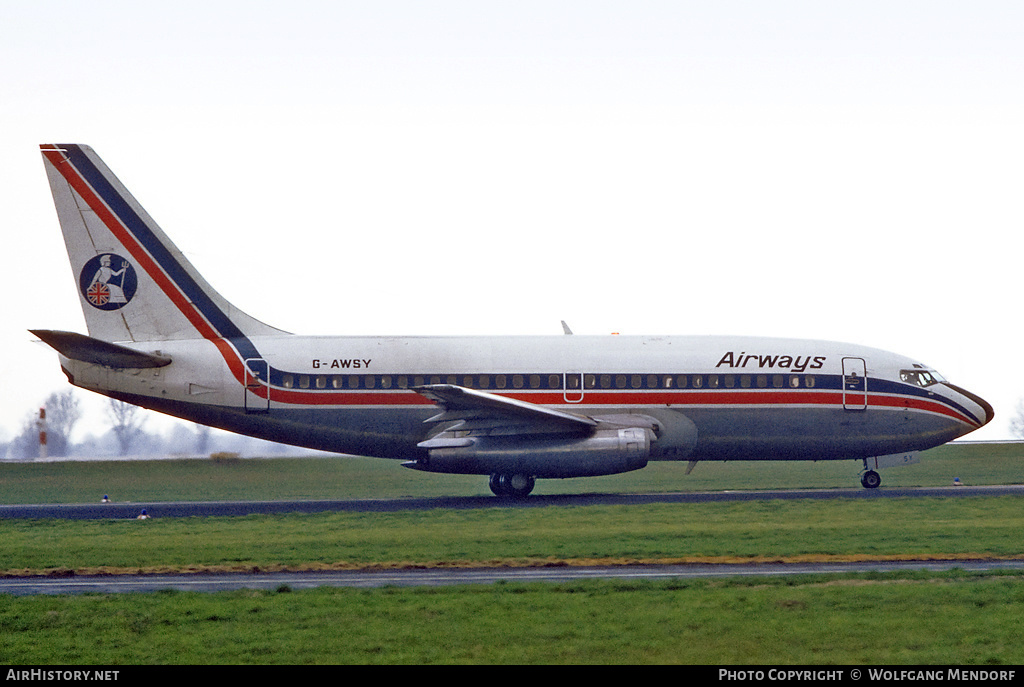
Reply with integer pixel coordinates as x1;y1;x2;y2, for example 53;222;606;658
263;386;980;427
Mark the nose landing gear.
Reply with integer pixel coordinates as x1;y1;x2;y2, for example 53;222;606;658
860;469;881;489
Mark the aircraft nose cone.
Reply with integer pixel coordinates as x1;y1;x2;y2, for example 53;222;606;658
945;383;994;428
977;394;995;427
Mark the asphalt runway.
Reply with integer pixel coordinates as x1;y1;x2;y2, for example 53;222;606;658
4;485;1022;595
3;484;1023;520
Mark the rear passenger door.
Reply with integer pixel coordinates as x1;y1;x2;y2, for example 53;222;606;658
244;358;270;413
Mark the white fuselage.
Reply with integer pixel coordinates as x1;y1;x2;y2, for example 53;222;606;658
58;332;992;469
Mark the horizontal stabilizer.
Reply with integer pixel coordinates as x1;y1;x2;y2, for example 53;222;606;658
31;330;172;369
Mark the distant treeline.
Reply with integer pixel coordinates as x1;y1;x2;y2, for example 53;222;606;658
2;391;312;460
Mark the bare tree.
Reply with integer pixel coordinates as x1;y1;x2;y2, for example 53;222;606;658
9;412;44;460
107;399;146;455
194;423;212;455
8;391;82;459
1010;399;1024;439
44;391;82;457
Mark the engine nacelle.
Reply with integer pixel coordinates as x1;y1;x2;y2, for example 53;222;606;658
412;427;652;478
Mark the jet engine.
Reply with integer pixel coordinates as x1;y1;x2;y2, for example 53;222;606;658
412;426;653;478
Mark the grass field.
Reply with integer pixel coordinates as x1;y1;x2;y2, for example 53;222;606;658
1;442;1022;665
6;495;1024;573
3;497;1024;574
3;572;1024;665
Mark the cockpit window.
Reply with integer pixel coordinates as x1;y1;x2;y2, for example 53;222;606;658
900;369;944;387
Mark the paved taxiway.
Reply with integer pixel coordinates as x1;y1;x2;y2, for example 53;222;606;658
4;559;1024;596
4;485;1023;595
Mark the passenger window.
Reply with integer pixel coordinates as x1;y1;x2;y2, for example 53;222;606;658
616;375;627;389
282;374;294;389
601;375;611;389
512;375;524;389
756;375;767;388
316;376;327;389
805;376;815;388
584;374;596;389
708;375;719;389
530;374;541;389
496;375;507;389
647;374;658;388
631;375;642;389
692;375;703;389
299;375;310;389
676;375;687;389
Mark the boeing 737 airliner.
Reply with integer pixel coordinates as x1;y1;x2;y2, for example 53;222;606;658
33;144;993;496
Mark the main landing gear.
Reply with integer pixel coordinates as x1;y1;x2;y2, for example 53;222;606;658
489;473;536;498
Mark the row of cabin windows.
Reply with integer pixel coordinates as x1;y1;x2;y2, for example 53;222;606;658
276;372;818;391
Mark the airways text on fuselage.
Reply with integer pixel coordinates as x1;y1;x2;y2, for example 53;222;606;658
715;352;827;373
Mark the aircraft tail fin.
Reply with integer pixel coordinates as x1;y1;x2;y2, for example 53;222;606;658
39;144;286;343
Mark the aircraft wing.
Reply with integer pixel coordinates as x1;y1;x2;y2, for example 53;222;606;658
413;384;598;438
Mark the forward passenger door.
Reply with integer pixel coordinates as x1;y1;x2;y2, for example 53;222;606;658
842;357;867;410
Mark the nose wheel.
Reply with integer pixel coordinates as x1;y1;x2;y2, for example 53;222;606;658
489;473;536;498
860;469;881;489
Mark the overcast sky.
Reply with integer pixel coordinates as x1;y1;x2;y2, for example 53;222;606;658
2;1;1022;444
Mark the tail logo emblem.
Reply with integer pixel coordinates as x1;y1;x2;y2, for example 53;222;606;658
79;253;138;310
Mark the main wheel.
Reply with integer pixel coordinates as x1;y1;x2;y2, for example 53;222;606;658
488;473;536;498
488;473;507;496
860;470;881;489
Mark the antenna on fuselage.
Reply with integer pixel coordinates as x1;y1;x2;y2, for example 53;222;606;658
561;320;573;335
